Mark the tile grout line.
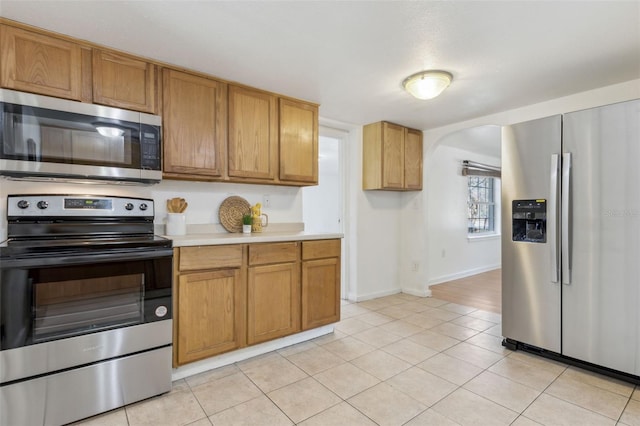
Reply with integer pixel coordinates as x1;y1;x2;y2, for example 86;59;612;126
82;292;638;426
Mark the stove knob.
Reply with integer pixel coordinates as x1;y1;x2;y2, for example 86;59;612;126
37;201;49;210
17;200;30;209
125;203;134;211
139;203;148;211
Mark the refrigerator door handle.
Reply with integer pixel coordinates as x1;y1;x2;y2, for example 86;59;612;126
549;154;560;283
562;152;572;284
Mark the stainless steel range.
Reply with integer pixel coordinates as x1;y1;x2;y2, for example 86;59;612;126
0;194;173;425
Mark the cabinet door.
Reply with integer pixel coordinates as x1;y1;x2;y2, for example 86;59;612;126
301;257;340;330
162;69;227;177
404;128;423;190
382;122;405;189
228;85;277;180
279;98;318;184
0;25;82;100
92;49;156;113
177;269;245;365
247;262;300;344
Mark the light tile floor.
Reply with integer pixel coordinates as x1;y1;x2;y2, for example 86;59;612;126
76;294;640;426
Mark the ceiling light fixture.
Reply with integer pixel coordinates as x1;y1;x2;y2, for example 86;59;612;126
402;70;453;100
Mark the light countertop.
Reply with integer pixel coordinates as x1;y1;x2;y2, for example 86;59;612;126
166;231;343;247
158;223;343;247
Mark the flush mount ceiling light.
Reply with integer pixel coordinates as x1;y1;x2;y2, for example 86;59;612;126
402;70;453;100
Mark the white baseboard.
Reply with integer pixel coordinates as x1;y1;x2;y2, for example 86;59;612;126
171;325;334;381
402;287;433;298
351;288;401;302
428;264;501;286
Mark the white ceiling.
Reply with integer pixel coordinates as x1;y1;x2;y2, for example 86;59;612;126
2;1;639;131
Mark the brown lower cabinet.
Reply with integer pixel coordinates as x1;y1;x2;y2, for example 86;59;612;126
248;262;301;345
247;242;300;345
301;240;341;329
173;239;340;366
177;269;245;364
174;245;246;365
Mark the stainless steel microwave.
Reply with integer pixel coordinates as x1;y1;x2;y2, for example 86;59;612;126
0;89;162;184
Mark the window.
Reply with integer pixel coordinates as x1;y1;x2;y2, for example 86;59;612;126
468;176;495;234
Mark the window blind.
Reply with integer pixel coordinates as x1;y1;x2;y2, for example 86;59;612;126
462;160;501;178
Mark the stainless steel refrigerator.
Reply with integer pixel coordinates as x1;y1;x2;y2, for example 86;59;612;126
501;99;640;378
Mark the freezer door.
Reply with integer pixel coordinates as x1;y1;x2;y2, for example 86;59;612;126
562;99;640;375
501;115;562;353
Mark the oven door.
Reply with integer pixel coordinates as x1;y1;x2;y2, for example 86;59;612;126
0;247;172;384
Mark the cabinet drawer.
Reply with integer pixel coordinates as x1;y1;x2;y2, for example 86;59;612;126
249;242;298;265
179;245;243;271
302;239;340;260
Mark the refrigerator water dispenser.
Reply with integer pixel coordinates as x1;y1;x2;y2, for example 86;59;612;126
512;199;546;243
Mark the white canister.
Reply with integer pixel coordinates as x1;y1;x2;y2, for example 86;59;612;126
166;213;186;236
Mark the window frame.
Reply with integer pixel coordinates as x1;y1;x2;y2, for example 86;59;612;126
467;176;497;236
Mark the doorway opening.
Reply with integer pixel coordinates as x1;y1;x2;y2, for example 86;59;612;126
302;127;348;299
426;125;502;313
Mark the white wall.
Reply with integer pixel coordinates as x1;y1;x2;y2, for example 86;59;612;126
356;190;403;300
426;145;501;285
398;79;640;297
0;179;302;240
151;180;301;229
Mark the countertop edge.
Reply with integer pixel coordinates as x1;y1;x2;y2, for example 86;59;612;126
165;232;344;247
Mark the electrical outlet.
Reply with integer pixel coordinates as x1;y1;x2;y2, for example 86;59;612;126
441;249;446;258
412;262;419;272
263;194;271;208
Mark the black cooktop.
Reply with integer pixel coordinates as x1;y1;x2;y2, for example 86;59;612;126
2;194;171;258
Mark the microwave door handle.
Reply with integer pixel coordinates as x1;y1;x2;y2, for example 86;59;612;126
561;152;572;285
549;154;560;283
26;138;37;161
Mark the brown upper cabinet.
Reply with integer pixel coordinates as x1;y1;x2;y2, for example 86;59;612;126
362;121;423;191
0;25;84;100
162;68;227;179
92;49;157;113
0;20;320;187
403;127;423;190
227;85;278;181
279;98;319;185
165;84;318;186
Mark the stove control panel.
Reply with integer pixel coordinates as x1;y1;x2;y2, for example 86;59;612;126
7;195;155;217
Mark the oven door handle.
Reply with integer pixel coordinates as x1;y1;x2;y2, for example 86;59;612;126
1;248;173;268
